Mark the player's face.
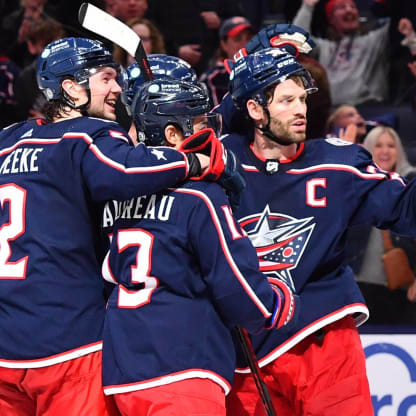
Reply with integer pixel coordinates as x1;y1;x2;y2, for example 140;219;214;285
87;67;122;121
266;78;308;145
167;115;217;150
193;115;209;133
372;132;398;172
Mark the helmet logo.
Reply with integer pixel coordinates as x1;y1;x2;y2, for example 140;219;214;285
148;84;160;93
41;49;51;58
130;67;141;79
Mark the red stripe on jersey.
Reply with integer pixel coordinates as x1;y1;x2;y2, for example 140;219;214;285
287;164;387;180
0;139;61;156
62;133;187;174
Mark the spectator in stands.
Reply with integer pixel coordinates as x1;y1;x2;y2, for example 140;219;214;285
293;0;390;107
371;0;416;103
147;0;243;75
113;17;165;68
104;0;116;14
346;125;416;325
398;18;416;90
1;0;49;68
326;104;368;143
200;17;255;107
112;0;147;23
326;103;400;143
0;40;21;128
14;17;66;120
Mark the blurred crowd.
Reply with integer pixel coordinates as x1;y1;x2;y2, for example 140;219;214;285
2;0;416;136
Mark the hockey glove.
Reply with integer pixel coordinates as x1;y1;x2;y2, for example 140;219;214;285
217;149;246;212
180;128;246;211
185;153;202;178
232;23;316;62
180;128;225;181
266;277;299;330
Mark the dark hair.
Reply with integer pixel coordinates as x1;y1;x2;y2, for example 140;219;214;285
41;98;72;123
27;17;66;46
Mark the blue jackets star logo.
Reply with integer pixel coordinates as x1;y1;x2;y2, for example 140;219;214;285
150;148;167;160
240;206;315;290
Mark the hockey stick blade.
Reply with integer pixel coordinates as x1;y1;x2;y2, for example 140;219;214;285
78;3;153;81
236;327;277;416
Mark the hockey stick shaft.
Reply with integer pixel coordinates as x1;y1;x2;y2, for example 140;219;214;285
236;327;277;416
78;3;154;81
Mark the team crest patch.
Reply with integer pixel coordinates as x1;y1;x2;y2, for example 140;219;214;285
239;206;315;290
325;137;353;146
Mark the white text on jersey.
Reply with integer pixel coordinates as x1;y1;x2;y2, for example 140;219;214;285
0;148;43;175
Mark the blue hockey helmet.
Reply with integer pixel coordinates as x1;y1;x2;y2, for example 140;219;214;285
132;78;221;146
122;54;198;109
227;48;317;110
37;37;125;102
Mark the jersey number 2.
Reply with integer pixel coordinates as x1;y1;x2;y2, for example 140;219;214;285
0;184;28;279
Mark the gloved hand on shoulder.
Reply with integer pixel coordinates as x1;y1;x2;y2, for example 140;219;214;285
179;128;246;211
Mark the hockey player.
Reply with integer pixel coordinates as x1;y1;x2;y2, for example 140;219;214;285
0;37;233;415
116;53;198;131
100;77;298;416
219;47;416;414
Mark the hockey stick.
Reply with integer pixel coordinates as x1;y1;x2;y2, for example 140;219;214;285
78;3;154;81
236;327;277;416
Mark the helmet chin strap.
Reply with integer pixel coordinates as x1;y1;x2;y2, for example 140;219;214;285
63;88;91;117
256;106;292;147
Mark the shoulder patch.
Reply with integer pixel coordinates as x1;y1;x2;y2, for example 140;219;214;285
325;137;353;146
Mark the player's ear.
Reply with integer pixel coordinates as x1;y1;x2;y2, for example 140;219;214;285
247;99;264;123
164;125;183;149
61;78;85;102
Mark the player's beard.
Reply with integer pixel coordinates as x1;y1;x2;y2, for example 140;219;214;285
87;106;116;121
87;95;117;121
267;116;306;146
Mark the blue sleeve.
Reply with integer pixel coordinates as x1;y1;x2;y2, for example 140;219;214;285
350;145;416;235
65;125;189;201
186;183;275;333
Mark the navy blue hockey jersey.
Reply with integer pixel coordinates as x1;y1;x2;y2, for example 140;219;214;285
223;132;416;371
101;181;277;395
0;116;189;367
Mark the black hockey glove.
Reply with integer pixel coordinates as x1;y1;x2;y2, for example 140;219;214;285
233;23;316;62
265;277;299;330
185;153;202;178
217;149;246;212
